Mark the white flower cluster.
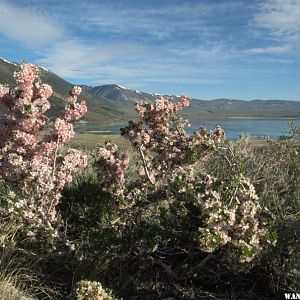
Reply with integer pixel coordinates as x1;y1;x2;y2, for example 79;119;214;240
75;280;115;300
198;174;276;263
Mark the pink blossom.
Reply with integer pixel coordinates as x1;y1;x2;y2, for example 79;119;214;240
97;143;129;184
60;101;87;121
0;85;9;97
37;83;53;99
54;118;75;143
71;85;82;96
0;62;88;231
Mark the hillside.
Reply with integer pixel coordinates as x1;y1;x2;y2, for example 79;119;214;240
2;57;300;123
91;84;157;104
185;98;300;120
0;58;125;124
91;84;300;120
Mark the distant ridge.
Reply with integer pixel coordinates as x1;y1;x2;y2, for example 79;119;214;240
91;83;300;120
1;57;300;123
0;58;126;124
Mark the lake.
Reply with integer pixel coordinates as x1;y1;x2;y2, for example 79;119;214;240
75;119;300;140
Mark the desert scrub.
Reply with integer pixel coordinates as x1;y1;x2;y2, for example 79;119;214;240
0;63;89;298
96;96;276;266
0;61;297;299
0;63;88;250
205;133;300;292
60;132;297;299
80;96;279;299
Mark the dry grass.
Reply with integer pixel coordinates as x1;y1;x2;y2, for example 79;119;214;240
0;222;34;300
69;133;130;150
0;281;33;300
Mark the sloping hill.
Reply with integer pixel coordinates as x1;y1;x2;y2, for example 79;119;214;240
91;84;300;120
90;84;158;119
2;57;300;123
185;98;300;120
0;58;124;124
91;84;157;103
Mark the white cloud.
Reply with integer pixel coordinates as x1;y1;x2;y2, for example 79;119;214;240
35;40;149;79
77;1;244;40
254;0;300;37
244;45;291;54
36;32;279;91
0;1;64;47
34;37;236;90
251;0;300;53
4;0;291;91
168;42;237;61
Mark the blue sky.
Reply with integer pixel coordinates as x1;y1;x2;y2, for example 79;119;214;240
0;0;300;100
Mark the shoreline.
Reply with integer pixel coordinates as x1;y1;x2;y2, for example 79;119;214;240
220;116;300;120
76;117;300;127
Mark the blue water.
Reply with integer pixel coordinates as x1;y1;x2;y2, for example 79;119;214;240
75;119;300;140
189;119;300;140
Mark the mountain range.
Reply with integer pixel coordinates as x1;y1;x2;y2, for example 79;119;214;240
1;57;300;124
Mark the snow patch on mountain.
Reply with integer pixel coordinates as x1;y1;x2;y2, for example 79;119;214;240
116;84;129;90
0;57;17;66
116;84;144;95
39;66;49;72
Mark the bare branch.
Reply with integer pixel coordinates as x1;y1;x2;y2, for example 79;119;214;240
138;146;155;185
154;258;180;280
187;253;215;276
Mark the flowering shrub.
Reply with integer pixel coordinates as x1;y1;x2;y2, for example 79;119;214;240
197;174;276;263
119;96;224;185
97;142;129;185
96;95;276;265
0;62;295;299
0;63;87;239
75;280;116;300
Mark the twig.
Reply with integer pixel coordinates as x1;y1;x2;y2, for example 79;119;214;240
48;136;60;216
52;136;60;178
138;146;155;184
187;253;215;276
154;258;180;280
36;207;74;252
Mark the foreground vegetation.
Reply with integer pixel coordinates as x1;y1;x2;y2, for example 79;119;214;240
0;63;299;299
